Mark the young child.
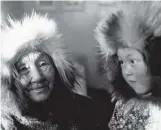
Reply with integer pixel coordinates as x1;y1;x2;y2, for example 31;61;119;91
95;1;161;130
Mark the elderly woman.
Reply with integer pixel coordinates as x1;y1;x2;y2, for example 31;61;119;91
95;1;161;130
1;12;111;130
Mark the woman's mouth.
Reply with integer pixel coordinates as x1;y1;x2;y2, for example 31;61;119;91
28;83;48;92
31;87;46;93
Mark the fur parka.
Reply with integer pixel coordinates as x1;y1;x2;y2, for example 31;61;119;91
0;12;87;130
95;2;161;130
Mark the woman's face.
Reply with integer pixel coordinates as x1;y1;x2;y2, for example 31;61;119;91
117;48;152;94
15;52;55;102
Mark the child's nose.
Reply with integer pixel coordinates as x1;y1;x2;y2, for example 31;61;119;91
124;65;133;76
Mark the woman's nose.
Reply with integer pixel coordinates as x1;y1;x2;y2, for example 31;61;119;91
31;66;44;82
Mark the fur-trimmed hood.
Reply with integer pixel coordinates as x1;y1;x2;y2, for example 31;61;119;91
1;12;88;116
95;1;161;82
0;12;77;115
1;12;72;87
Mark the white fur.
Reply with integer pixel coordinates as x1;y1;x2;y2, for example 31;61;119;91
146;103;161;130
0;12;83;127
95;1;161;56
1;12;71;89
1;12;57;62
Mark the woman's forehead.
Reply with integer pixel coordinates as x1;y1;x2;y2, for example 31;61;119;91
16;52;49;66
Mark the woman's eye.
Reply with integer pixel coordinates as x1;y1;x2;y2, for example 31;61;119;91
39;61;51;69
39;62;48;67
18;66;29;75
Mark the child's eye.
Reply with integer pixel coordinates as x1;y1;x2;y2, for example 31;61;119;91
130;60;136;64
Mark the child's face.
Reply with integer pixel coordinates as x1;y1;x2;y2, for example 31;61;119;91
117;48;152;94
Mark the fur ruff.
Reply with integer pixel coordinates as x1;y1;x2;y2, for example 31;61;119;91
1;12;72;88
0;12;86;120
0;12;75;114
95;1;161;82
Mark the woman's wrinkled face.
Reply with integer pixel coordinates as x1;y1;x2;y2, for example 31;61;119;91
15;52;55;102
117;48;152;94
